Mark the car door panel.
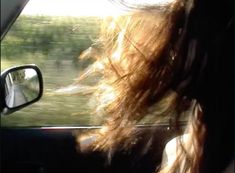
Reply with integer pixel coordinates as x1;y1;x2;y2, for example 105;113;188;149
1;125;177;173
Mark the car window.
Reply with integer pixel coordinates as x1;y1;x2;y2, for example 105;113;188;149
1;0;118;127
1;0;186;127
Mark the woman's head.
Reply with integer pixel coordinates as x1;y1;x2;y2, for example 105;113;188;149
77;0;233;172
83;0;197;144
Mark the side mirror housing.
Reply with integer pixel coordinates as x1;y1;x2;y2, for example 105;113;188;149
1;64;43;115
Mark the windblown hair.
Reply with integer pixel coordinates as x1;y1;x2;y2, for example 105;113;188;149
76;0;233;172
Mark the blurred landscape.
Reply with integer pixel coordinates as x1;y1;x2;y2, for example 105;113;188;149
1;15;104;127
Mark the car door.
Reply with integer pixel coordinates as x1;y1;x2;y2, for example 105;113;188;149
1;1;180;173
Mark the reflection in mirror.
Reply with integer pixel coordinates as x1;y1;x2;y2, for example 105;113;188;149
4;68;40;108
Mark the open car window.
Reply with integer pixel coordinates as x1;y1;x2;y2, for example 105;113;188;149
1;0;185;127
1;0;108;127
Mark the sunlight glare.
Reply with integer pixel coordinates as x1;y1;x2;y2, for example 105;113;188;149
125;0;175;5
22;0;124;17
25;69;37;79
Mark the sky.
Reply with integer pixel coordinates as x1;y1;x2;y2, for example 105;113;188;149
22;0;174;17
22;0;124;17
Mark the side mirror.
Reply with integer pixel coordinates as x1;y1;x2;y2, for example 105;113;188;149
1;65;43;115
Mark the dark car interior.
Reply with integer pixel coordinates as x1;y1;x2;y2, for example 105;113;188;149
0;1;179;173
1;0;234;173
2;126;178;173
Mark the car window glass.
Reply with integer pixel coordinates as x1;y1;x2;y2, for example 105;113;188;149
1;0;186;127
1;0;120;127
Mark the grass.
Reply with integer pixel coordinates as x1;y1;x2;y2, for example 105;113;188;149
1;15;104;127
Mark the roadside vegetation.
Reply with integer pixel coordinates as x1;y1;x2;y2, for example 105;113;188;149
1;15;103;126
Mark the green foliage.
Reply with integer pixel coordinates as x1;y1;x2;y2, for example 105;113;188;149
2;15;101;62
1;15;103;127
